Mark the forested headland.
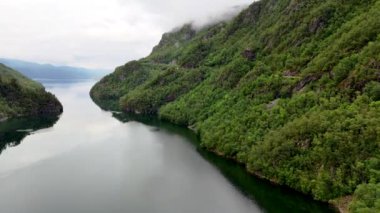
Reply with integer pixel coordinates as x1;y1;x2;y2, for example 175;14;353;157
0;63;62;121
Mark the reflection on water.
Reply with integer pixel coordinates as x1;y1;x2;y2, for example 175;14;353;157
0;116;59;154
112;113;336;213
0;81;335;213
199;151;335;213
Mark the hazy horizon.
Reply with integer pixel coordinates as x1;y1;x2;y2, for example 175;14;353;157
0;0;252;70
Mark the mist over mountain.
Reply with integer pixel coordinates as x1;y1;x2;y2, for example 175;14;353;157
0;0;252;69
0;58;108;82
91;0;380;211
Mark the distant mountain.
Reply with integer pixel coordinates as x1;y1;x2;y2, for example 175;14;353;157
0;58;108;81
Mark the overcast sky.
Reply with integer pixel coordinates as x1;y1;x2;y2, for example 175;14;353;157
0;0;252;70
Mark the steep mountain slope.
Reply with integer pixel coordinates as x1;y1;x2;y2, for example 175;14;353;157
0;63;63;121
0;58;107;81
91;0;380;211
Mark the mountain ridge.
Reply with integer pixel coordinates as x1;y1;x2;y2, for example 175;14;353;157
0;58;107;81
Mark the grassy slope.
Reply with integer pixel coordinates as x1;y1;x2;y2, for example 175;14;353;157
91;0;380;211
0;63;63;120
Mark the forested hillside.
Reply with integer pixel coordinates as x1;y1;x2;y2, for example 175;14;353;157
91;0;380;211
0;64;63;121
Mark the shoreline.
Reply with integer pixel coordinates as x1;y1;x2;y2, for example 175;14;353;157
202;137;343;213
106;108;343;212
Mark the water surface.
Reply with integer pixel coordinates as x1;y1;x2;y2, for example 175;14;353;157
0;81;335;213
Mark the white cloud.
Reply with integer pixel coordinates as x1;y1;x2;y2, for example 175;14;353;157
0;0;252;69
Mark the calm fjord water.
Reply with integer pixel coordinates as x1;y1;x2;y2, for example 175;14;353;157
0;81;334;213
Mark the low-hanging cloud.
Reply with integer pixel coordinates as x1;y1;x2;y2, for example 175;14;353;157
0;0;253;69
120;0;251;28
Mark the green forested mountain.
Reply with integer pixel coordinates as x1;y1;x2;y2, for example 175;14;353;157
91;0;380;211
0;63;63;120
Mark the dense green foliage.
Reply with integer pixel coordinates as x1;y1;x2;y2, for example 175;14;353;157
350;183;380;213
91;0;380;209
0;64;62;120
